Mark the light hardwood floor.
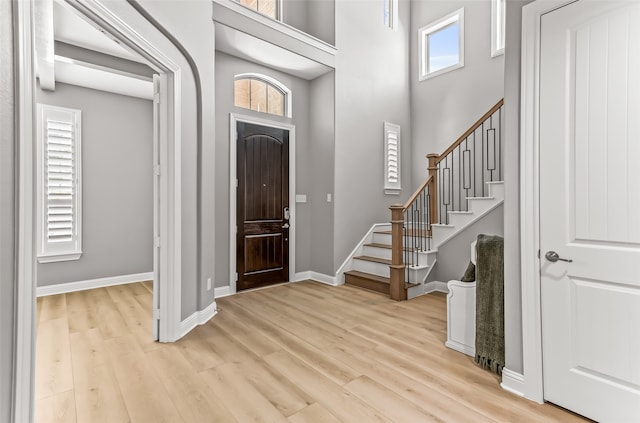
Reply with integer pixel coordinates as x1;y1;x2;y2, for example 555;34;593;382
36;281;590;423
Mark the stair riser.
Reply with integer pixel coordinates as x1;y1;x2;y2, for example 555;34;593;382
344;274;390;295
372;232;392;244
363;245;392;260
447;212;473;228
352;260;390;278
487;182;505;199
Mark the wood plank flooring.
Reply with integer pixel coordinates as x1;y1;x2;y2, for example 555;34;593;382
36;280;590;423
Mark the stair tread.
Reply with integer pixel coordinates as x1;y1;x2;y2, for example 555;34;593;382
344;270;390;284
354;255;392;265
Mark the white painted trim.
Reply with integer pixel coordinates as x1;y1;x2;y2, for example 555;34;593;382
214;285;232;298
35;272;154;297
501;368;526;398
335;223;390;286
295;271;338;286
435;196;504;248
520;0;575;404
229;113;296;296
178;301;218;338
424;280;449;294
54;55;154;100
14;0;37;421
491;0;506;57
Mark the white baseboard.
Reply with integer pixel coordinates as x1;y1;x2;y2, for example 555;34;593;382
214;286;232;298
424;280;449;294
445;339;475;357
178;300;218;338
295;271;337;286
501;368;526;397
36;272;154;297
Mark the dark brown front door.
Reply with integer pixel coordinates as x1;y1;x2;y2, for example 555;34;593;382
236;122;290;291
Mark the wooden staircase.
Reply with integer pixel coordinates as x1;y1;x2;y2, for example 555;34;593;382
343;181;504;297
342;99;505;300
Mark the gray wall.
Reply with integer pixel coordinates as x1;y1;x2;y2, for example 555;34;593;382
283;0;335;45
36;82;153;287
502;0;534;376
214;51;315;287
1;0;16;419
309;71;335;275
429;204;504;282
410;0;505;185
334;0;412;271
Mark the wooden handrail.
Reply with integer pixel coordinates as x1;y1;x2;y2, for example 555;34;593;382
435;99;504;165
402;175;432;211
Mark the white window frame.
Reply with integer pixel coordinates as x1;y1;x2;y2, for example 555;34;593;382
384;122;401;194
383;0;399;31
36;104;83;263
491;0;506;57
419;8;465;81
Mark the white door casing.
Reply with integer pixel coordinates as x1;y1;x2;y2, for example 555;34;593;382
539;1;640;421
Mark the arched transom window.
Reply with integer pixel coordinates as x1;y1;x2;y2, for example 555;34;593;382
234;74;291;118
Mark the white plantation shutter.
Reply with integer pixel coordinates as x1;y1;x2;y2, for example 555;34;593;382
37;104;82;262
384;122;401;194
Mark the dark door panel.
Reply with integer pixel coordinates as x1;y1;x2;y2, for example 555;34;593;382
237;122;289;290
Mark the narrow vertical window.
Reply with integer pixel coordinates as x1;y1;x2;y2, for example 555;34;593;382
419;9;465;80
384;122;401;194
383;0;398;31
234;74;291;118
37;104;83;262
491;0;506;57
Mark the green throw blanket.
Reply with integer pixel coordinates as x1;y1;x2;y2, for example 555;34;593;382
474;234;504;375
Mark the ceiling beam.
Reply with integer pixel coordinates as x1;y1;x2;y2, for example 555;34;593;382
34;0;56;91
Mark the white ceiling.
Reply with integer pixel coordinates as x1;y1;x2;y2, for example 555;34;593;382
53;0;143;64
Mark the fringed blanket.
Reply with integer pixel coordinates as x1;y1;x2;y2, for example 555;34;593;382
474;234;505;375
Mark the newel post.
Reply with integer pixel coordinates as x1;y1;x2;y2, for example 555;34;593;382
389;204;407;301
427;154;439;226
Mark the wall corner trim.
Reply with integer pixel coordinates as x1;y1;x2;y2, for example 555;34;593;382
501;368;527;398
294;271;337;286
214;286;232;298
178;300;218;339
35;272;154;297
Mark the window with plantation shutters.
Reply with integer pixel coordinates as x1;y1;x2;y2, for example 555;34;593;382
384;122;401;194
37;104;82;263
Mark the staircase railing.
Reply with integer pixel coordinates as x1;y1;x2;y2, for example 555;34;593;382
389;99;504;301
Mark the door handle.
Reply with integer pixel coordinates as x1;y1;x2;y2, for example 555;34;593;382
282;223;290;229
545;251;572;263
284;207;290;221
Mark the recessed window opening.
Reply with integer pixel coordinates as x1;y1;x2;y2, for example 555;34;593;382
234;74;292;118
236;0;282;20
491;0;506;57
419;8;465;80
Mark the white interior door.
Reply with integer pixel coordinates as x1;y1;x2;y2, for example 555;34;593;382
539;1;640;421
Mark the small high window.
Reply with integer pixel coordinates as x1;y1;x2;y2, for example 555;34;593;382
491;0;506;57
236;0;281;20
383;0;398;31
419;8;465;80
234;74;291;118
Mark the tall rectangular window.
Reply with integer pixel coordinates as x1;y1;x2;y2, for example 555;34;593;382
383;0;398;31
491;0;506;57
384;122;401;194
37;104;83;263
419;8;465;80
